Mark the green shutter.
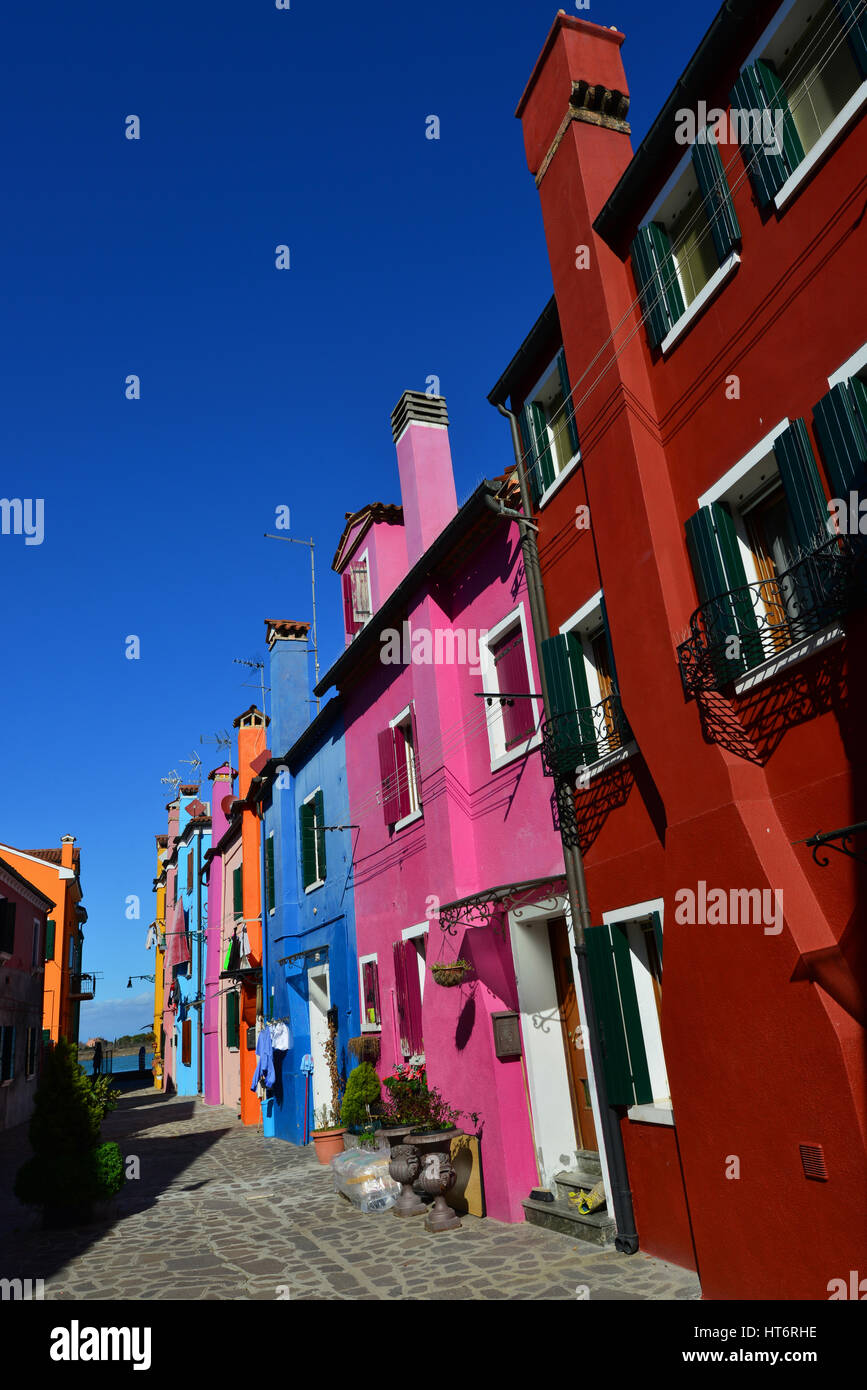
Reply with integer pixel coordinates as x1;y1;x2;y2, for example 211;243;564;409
685;507;729;606
813;380;867;498
232;866;243;921
836;0;867;77
610;923;653;1105
692;133;741;262
265;836;275;913
300;802;316;889
44;919;55;962
585;925;634;1106
557;349;580;456
314;789;327;881
519;407;542;507
729;66;794;207
755;60;804;173
685;504;757;675
542;633;598;765
226;991;240;1048
529;400;556;495
774;419;828;549
630;223;683;349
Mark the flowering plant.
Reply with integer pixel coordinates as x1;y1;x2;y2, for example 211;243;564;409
380;1063;458;1132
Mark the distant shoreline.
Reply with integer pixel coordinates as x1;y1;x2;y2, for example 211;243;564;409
78;1045;153;1059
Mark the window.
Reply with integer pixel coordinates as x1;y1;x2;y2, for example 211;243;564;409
542;595;631;771
342;552;372;637
226;991;240;1049
685;419;834;679
0;1025;14;1083
480;612;542;770
378;705;422;829
69;937;76;970
182;1019;192;1068
265;835;276;913
0;899;15;958
186;850;193;893
393;938;424;1058
519;349;581;505
300;789;327;890
44;919;55;962
32;918;40;969
631;137;740;351
232;866;243;923
25;1027;38;1078
359;955;381;1032
586;906;669;1113
731;0;866;209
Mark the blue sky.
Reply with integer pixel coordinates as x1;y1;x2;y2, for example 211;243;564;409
0;0;719;1039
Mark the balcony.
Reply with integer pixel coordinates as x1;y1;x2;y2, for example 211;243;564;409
677;535;867;696
540;693;634;779
69;972;97;1001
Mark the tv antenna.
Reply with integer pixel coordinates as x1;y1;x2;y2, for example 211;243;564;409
178;751;203;783
200;730;232;755
160;769;181;797
263;532;320;712
233;657;268;716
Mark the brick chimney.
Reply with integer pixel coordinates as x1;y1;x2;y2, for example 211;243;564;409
60;834;76;869
391;392;458;567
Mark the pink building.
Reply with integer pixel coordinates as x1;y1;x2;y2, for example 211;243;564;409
204;762;239;1109
315;392;599;1225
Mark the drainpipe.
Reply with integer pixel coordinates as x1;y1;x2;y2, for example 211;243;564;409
196;829;203;1096
488;401;639;1254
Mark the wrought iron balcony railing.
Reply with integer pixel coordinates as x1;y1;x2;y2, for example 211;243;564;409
69;972;96;1001
677;534;867;695
540;693;634;779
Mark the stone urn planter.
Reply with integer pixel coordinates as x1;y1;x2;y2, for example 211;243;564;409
410;1129;465;1232
311;1125;347;1165
381;1126;425;1216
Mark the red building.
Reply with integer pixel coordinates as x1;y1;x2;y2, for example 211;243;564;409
490;2;867;1299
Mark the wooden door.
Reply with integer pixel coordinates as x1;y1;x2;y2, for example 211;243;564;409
549;917;598;1154
745;486;800;653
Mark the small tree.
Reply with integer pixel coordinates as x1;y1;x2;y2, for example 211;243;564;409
340;1062;381;1127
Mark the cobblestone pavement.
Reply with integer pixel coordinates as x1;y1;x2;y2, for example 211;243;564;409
0;1083;701;1301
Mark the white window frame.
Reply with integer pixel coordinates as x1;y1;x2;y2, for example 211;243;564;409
735;0;867;212
401;922;429;1004
601;897;672;1124
302;788;326;894
478;605;542;772
559;592;637;777
524;354;582;507
388;704;423;832
828;339;867;387
359;952;381;1033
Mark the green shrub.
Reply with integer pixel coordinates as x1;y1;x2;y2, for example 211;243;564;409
29;1037;101;1155
14;1143;124;1207
90;1075;120;1120
340;1061;381;1128
89;1142;125;1200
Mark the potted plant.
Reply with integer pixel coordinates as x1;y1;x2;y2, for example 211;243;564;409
310;1019;347;1164
430;958;472;987
14;1038;125;1227
339;1061;382;1130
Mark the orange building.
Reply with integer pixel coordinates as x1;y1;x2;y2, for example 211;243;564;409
0;836;88;1043
233;706;268;1125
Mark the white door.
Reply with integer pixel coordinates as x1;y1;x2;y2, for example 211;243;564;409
307;965;331;1121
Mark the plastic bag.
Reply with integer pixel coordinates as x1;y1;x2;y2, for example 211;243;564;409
331;1147;400;1213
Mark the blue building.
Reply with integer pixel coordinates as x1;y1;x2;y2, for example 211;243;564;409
165;788;211;1097
250;619;361;1144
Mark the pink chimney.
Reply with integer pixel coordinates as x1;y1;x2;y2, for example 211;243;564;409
391;391;458;567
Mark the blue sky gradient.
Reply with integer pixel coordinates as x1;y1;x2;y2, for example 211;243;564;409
0;0;719;1039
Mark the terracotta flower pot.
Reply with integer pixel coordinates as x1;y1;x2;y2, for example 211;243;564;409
311;1126;347;1165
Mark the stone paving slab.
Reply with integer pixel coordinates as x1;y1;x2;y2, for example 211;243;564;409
0;1084;701;1301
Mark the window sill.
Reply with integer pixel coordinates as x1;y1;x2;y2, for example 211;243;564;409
577;740;638;783
732;624;844;695
304;879;325;895
490;729;543;774
538;452;582;510
393;808;423;834
775;81;867;211
660;253;741;356
627;1102;674;1127
360;1024;382;1035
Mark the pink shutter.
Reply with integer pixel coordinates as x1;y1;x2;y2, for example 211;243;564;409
378;728;401;825
342;571;357;636
409;702;421;801
493;630;534;748
393;940;423;1057
362;960;381;1025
